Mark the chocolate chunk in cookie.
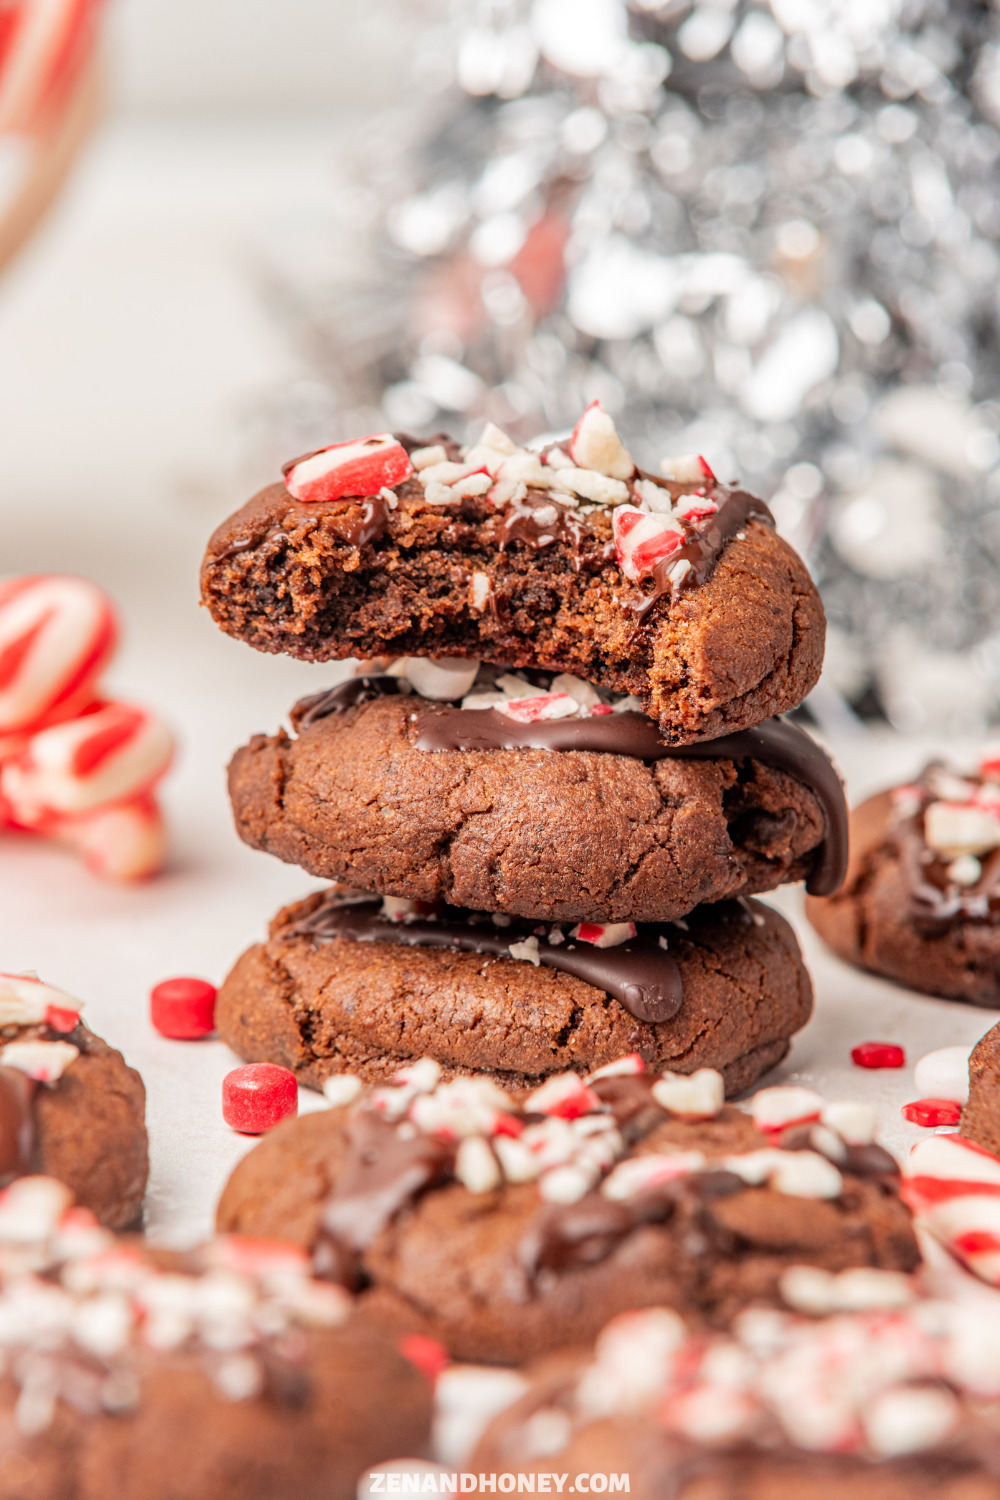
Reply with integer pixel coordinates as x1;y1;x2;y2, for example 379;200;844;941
215;892;812;1094
200;412;825;744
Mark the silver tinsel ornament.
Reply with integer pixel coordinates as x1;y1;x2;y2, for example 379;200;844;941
262;0;1000;734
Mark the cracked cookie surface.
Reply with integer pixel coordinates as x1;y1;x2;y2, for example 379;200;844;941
215;893;812;1092
228;694;830;924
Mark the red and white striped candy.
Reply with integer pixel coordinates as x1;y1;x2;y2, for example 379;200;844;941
0;0;99;134
0;575;116;734
0;973;81;1029
524;1072;601;1120
282;433;412;504
901;1135;1000;1285
1;1038;79;1081
750;1085;824;1133
1;701;172;823
571;921;636;948
612;506;684;583
659;454;716;484
568;402;635;481
500;692;579;723
55;794;166;881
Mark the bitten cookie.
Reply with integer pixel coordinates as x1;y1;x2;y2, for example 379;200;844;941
215;891;813;1094
200;410;825;744
806;759;1000;1006
217;1060;918;1365
469;1298;1000;1500
0;972;147;1229
0;1175;432;1500
228;679;846;923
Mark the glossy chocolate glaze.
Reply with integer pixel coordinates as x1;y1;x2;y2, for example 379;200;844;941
286;677;846;896
414;710;847;897
287;892;686;1024
629;488;774;618
892;767;1000;934
496;493;595;571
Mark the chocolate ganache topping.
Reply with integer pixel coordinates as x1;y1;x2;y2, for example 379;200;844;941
287;892;693;1023
288;676;846;896
627;487;774;618
412;706;847;898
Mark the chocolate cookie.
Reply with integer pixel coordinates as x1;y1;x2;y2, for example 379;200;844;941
215;891;813;1093
200;415;825;744
959;1021;1000;1156
228;684;846;923
0;975;147;1228
0;1176;431;1500
470;1298;1000;1500
806;761;1000;1005
216;1061;918;1365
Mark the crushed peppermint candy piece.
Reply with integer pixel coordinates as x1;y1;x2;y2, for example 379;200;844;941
586;1054;645;1083
750;1085;824;1133
410;1076;509;1140
851;1041;905;1069
601;1151;705;1200
283;433;412;503
1;1038;79;1081
947;853;982;886
525;1072;602;1121
651;1069;725;1120
500;692;580;723
571;921;636;948
914;1045;972;1105
865;1386;960;1459
323;1074;364;1108
0;973;83;1029
613;505;685;583
402;657;481;702
632;477;675;513
902;1098;962;1128
659;454;716;484
454;1136;501;1195
673;492;719;522
409;444;447;471
550;466;630;506
924;800;1000;857
508;935;541;964
568;402;635;481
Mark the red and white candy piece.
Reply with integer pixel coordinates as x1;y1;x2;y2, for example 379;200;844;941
901;1098;961;1128
571;921;636;948
914;1045;972;1105
150;977;217;1039
222;1064;298;1134
612;505;684;583
0;1038;79;1081
282;433;412;504
0;972;81;1030
659;454;716;484
568;402;635;480
651;1068;725;1120
500;692;579;723
0;575;116;734
902;1134;1000;1285
0;1175;73;1242
851;1040;905;1069
924;800;1000;857
586;1053;645;1083
750;1085;824;1133
601;1151;705;1201
400;657;481;701
524;1072;601;1120
55;794;167;881
1;701;172;823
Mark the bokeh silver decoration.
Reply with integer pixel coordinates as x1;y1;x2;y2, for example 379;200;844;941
264;0;1000;732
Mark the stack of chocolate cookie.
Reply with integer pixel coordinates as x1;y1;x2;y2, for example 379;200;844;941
201;404;847;1097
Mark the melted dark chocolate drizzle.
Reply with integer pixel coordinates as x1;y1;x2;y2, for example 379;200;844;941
291;675;409;731
628;488;774;619
414;710;847;897
286;893;686;1024
892;766;1000;934
0;1067;35;1180
496;494;593;571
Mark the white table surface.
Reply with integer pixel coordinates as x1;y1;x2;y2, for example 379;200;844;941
1;119;996;1247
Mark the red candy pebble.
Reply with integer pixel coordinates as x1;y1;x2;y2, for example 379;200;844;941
223;1064;298;1135
902;1098;963;1128
397;1333;450;1383
852;1041;906;1069
151;977;217;1039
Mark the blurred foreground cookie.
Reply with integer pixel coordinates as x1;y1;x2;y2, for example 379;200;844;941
0;1176;431;1500
470;1296;1000;1500
229;672;847;923
807;758;1000;1005
216;892;813;1095
200;408;825;744
0;972;147;1228
217;1059;918;1365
